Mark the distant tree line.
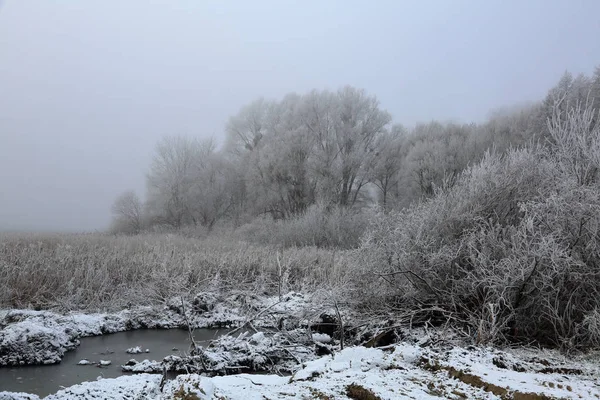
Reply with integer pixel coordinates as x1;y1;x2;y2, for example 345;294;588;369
111;67;600;236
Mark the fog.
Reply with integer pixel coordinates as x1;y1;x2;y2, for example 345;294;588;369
1;0;599;232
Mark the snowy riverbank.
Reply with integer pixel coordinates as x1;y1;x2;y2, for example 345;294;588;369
2;342;599;399
0;291;319;367
1;291;599;399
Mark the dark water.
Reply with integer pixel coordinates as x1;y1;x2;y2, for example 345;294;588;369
0;328;228;397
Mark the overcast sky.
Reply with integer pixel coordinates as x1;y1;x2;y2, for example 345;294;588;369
1;0;599;232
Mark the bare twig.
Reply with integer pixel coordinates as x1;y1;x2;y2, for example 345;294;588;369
179;296;206;370
333;299;344;350
228;300;283;336
277;250;283;301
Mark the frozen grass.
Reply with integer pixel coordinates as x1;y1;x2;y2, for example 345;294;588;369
233;204;373;249
0;232;353;311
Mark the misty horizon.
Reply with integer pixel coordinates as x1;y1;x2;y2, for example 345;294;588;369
1;0;599;232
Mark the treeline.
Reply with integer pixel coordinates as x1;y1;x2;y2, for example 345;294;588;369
111;68;600;244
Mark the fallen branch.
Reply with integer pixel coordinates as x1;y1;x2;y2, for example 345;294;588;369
228;300;282;336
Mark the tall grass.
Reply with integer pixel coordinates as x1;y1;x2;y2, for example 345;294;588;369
234;204;372;249
0;232;354;311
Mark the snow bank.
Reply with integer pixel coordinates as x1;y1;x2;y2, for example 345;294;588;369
0;392;40;400
161;375;218;400
44;374;161;400
159;345;477;399
0;311;78;366
9;291;596;398
3;341;599;399
0;307;193;366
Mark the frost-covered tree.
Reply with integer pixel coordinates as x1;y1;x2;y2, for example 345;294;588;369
225;98;271;154
535;71;596;142
370;124;406;210
400;122;475;203
481;102;541;151
146;136;213;228
301;86;392;207
189;148;239;230
110;190;143;234
250;93;316;218
227;87;391;216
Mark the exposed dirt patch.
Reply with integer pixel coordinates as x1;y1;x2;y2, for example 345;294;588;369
345;384;382;400
537;367;583;375
493;356;527;372
364;328;399;348
309;388;334;400
419;356;559;400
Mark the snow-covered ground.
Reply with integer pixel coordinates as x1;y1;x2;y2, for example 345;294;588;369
1;292;599;399
2;342;599;399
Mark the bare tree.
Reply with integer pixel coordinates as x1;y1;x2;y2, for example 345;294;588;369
301;86;392;207
225;87;391;216
370;125;406;210
111;190;143;234
146;135;209;228
225;98;271;154
146;135;237;230
188;149;238;230
401;122;475;202
248;93;316;218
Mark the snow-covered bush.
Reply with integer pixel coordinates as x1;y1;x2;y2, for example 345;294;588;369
361;101;600;349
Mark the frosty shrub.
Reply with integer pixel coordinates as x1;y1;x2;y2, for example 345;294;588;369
363;148;600;348
581;308;600;349
362;100;600;349
546;95;600;185
514;187;600;348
